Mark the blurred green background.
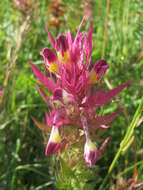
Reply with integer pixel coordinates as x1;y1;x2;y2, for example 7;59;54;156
0;0;143;189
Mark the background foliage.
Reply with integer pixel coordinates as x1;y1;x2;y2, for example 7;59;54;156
0;0;143;189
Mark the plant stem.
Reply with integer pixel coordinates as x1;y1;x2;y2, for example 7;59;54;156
121;96;143;147
102;0;110;58
99;96;143;190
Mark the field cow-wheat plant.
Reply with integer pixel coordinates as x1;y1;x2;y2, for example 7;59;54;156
0;1;143;190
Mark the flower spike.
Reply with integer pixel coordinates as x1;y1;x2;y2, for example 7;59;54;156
31;19;130;166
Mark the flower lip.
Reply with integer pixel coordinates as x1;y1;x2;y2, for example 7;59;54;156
84;150;98;167
46;141;61;155
45;125;61;156
93;59;109;80
55;34;68;56
40;48;57;65
53;88;63;101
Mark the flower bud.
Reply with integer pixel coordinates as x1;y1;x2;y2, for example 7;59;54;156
84;139;99;167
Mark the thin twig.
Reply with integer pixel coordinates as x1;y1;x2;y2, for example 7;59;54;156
4;15;31;87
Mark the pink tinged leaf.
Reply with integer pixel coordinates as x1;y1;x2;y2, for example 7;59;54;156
46;110;59;126
40;48;57;66
66;30;73;49
45;109;69;127
98;137;111;159
93;59;109;81
36;84;51;105
91;81;130;106
32;116;50;132
86;24;92;60
46;25;55;48
45;112;52;126
89;108;123;130
30;62;57;92
100;125;110;129
71;32;86;69
74;17;85;46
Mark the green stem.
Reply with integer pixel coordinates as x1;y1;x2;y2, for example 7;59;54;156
121;96;143;147
99;96;143;190
99;148;122;190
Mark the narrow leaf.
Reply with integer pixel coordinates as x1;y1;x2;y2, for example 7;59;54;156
30;62;57;92
92;81;130;106
89;108;123;130
46;25;55;48
32;116;50;132
36;84;51;105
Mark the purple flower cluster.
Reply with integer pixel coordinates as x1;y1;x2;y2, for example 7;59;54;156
30;21;129;167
